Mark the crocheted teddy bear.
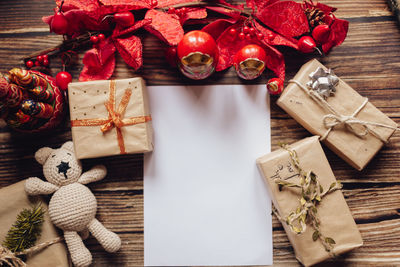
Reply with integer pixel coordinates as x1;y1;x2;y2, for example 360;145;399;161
25;141;121;267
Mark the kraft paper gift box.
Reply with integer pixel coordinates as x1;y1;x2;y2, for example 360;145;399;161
257;136;363;267
69;78;153;159
0;180;70;267
277;59;398;170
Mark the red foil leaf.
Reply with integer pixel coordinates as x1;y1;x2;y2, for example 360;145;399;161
206;6;241;19
56;0;99;12
156;0;201;8
256;1;309;38
180;7;207;24
144;9;184;45
112;19;152;38
99;0;151;9
246;0;279;12
114;35;143;70
80;40;116;81
80;55;115;81
202;18;238;41
261;43;285;81
253;20;298;49
322;17;349;54
98;38;117;65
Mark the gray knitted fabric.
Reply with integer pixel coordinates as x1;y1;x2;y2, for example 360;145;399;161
25;141;121;267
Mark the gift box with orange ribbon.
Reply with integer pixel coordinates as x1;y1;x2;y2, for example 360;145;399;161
68;78;153;159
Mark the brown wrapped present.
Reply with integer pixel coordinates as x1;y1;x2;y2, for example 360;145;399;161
277;59;398;170
257;136;363;267
69;78;153;159
0;180;70;267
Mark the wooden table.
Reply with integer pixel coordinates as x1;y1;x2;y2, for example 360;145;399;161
0;0;399;266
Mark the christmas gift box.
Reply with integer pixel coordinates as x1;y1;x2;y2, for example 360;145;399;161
257;136;363;267
0;180;70;267
69;78;153;159
277;59;398;170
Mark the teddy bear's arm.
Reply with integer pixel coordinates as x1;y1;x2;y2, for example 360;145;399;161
25;177;59;195
78;165;107;185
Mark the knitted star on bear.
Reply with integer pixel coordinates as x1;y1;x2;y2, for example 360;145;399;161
25;141;121;267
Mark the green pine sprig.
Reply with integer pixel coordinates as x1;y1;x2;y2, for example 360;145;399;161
2;205;45;253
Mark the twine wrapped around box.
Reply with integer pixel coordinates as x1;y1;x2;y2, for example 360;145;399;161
1;237;63;267
257;136;363;267
288;79;399;142
277;59;399;170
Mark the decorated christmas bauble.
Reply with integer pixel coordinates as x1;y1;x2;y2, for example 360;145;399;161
177;30;218;80
0;68;65;133
233;44;267;80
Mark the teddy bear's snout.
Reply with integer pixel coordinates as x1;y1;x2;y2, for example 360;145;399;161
56;161;71;179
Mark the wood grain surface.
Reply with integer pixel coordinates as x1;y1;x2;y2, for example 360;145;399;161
0;0;400;266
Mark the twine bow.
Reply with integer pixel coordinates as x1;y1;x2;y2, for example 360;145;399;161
289;79;400;142
71;80;152;154
272;144;342;253
0;237;62;267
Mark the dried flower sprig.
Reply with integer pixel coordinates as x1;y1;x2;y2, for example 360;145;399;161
272;144;342;253
2;205;45;253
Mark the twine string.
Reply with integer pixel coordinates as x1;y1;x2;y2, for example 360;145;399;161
0;237;63;267
288;79;399;142
272;144;342;253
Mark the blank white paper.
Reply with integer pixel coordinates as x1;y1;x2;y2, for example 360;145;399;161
144;84;272;266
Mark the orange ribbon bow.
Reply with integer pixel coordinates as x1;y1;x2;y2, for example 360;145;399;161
71;80;152;154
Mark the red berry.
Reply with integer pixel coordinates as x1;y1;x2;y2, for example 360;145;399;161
51;11;68;35
233;44;267;80
180;7;187;14
267;78;284;95
298;36;316;53
56;71;72;91
42;54;49;60
267;33;274;40
257;33;264;40
312;24;331;44
98;33;105;41
249;27;256;36
151;0;158;7
229;28;237;37
165;46;178;67
90;36;99;44
35;61;41;66
245;34;252;40
42;59;50;66
37;55;43;63
238;32;245;40
168;7;176;14
114;12;135;28
243;26;250;34
26;60;34;68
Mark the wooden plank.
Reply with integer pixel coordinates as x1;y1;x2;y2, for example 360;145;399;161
0;0;400;266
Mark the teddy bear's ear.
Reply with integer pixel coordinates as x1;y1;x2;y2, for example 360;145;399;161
35;147;53;165
61;141;74;152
